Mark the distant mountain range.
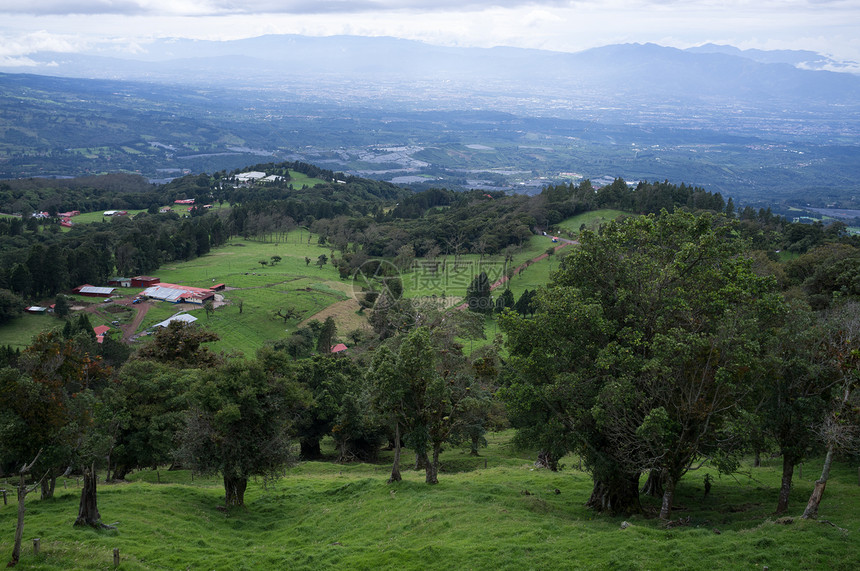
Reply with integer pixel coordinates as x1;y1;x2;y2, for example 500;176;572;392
4;36;859;115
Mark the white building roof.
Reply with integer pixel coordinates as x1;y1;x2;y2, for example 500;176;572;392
78;286;115;295
235;171;267;181
154;314;198;328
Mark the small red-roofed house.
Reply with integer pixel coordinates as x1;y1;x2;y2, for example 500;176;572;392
331;343;348;354
93;325;110;344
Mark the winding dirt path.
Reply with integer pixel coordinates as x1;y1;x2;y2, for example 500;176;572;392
456;238;577;310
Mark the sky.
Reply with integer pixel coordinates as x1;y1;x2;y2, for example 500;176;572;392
1;1;859;69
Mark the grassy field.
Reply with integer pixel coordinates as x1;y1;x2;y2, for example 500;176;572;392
1;213;588;355
1;431;858;570
556;209;628;236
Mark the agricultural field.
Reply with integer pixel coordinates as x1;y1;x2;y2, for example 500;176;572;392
0;213;588;356
1;431;858;570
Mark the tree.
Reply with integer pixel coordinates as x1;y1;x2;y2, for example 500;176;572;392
316;316;337;354
367;346;406;482
501;211;782;518
134;321;221;368
6;450;43;567
258;259;268;267
271;255;282;266
759;302;836;514
394;244;415;271
203;299;215;320
494;288;514;314
465;271;492;314
369;326;476;484
102;360;194;480
178;360;307;507
801;302;860;519
305;256;311;266
0;289;23;324
316;254;328;269
53;294;70;319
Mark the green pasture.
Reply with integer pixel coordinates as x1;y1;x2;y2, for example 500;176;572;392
556;208;628;236
69;204;203;225
2;431;858;570
287;171;327;188
0;313;59;350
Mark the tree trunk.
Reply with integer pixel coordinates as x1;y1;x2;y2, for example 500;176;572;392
300;439;322;460
776;454;797;515
112;464;129;481
415;451;428;471
659;477;677;521
535;450;558;471
74;465;102;527
586;473;641;516
802;446;834;520
40;473;56;500
754;450;761;468
641;469;665;498
425;446;440;485
10;474;27;566
470;434;480;456
223;474;247;508
388;422;402;483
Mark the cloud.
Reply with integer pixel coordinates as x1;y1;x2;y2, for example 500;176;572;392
0;30;87;58
1;1;576;17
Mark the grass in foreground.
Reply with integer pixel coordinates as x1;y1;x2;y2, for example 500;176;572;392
2;432;858;570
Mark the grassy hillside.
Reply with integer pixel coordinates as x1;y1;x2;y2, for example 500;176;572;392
1;432;857;570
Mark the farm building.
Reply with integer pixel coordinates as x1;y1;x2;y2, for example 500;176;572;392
25;306;48;314
141;283;216;304
211;283;226;291
154;314;198;328
331;343;348;354
174;199;195;205
73;285;116;297
131;276;160;287
235;171;266;182
103;210;128;216
108;277;132;287
93;325;110;344
57;211;80;218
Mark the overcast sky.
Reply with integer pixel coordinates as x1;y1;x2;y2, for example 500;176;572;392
2;1;859;69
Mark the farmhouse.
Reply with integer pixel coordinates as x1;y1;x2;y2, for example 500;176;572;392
73;285;116;297
174;199;195;205
235;171;266;182
25;306;48;314
131;276;160;287
93;325;110;344
103;210;128;216
141;283;216;304
154;314;198;328
108;277;132;288
331;343;349;354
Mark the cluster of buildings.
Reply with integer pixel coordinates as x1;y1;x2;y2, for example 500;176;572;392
31;210;80;227
72;276;226;306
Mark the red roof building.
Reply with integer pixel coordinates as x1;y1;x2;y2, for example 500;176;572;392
331;343;348;354
93;325;110;343
131;276;160;287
